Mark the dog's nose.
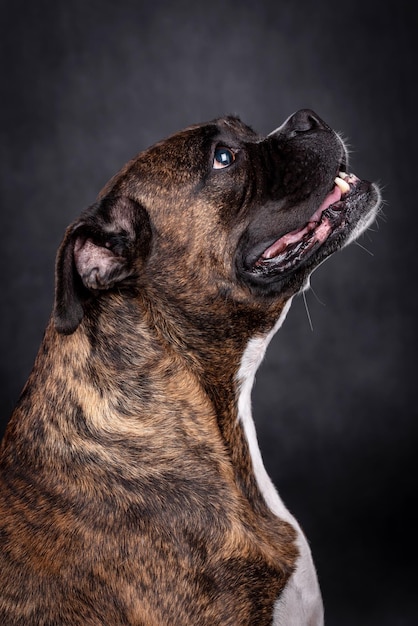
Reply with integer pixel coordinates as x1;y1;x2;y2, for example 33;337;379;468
270;109;331;138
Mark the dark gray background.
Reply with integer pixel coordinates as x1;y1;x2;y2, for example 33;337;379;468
0;1;416;624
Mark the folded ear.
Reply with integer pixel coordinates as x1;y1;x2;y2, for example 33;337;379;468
53;195;152;335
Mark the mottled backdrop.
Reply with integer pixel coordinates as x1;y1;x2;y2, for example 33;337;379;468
0;1;416;624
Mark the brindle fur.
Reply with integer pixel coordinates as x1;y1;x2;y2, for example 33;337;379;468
0;113;379;625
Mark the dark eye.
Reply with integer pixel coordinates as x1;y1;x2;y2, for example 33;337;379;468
213;147;235;169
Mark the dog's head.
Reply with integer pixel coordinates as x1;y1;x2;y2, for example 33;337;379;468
54;109;380;336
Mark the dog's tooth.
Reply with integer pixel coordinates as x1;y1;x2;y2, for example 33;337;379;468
335;176;350;194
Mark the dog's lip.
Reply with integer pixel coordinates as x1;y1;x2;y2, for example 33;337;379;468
254;171;360;267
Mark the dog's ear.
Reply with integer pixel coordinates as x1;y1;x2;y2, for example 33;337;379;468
54;195;152;335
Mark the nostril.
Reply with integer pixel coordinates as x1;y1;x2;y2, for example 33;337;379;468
285;109;330;137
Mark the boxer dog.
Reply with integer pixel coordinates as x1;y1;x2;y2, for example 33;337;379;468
0;109;380;625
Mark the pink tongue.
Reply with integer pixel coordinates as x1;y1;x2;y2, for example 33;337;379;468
262;185;342;260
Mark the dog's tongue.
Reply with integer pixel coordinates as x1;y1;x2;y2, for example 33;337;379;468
262;184;342;260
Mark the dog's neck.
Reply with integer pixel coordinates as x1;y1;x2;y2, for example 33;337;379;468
93;290;291;511
15;291;290;517
26;295;284;500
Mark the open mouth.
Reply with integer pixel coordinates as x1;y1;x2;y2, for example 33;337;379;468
254;171;360;273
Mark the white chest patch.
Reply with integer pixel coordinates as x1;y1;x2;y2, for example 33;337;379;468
235;298;324;626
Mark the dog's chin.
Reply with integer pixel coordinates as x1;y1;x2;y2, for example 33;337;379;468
239;174;381;294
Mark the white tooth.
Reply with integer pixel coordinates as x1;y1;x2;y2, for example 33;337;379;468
338;171;348;179
335;176;350;194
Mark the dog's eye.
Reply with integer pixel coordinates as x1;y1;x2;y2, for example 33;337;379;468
213;147;235;169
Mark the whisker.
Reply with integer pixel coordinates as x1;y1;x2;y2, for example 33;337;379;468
354;240;374;256
302;290;314;332
377;210;388;224
309;284;326;306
